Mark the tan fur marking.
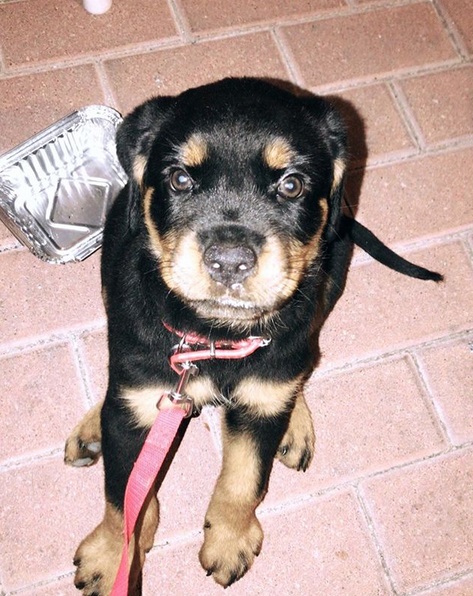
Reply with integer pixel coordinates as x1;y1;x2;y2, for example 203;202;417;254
263;138;294;170
288;197;329;276
234;376;302;418
121;378;217;428
245;234;290;304
143;188;163;258
179;134;208;167
122;385;173;428
133;154;148;184
332;157;346;193
159;230;209;298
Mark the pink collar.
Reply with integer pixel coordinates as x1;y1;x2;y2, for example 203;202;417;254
163;322;271;373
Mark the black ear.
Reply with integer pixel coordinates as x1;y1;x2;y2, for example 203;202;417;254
116;95;175;184
301;96;348;242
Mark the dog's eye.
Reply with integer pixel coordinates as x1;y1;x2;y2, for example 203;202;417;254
277;175;305;199
169;169;193;192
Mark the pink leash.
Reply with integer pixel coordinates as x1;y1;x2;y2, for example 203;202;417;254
111;407;186;595
110;329;270;595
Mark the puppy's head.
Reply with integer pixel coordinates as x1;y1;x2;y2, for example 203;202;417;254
117;78;347;327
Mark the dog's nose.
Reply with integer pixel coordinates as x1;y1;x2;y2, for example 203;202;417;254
204;245;256;286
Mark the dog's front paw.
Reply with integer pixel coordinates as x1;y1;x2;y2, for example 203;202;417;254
73;524;123;596
199;514;263;587
65;403;102;467
276;393;315;471
277;432;314;471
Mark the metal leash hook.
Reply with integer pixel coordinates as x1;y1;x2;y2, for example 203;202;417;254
157;342;200;418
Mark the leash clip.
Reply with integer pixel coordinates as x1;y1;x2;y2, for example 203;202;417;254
158;358;199;418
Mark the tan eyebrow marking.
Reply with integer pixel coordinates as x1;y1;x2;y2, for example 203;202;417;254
262;138;295;170
179;134;208;167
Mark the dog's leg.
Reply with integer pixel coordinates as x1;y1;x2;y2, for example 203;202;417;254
276;390;315;471
199;386;292;587
73;491;158;596
73;399;159;596
64;401;103;467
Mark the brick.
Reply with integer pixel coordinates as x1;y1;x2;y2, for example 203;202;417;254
282;4;457;89
0;67;105;154
319;242;473;366
0;344;87;462
400;66;473;145
105;34;289;114
0;0;177;69
0;457;103;592
350;148;473;245
179;0;344;32
267;357;444;501
417;339;473;445
0;249;104;346
361;449;473;592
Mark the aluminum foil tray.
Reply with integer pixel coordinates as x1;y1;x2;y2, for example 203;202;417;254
0;105;128;263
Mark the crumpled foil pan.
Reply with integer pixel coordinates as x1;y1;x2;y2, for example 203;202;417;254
0;105;128;263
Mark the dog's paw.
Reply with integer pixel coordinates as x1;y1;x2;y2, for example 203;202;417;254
73;527;121;596
199;514;263;587
276;433;314;471
64;403;102;467
276;395;315;471
65;436;102;467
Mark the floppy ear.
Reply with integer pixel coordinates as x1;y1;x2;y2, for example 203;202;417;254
115;96;175;232
116;95;175;185
301;96;348;242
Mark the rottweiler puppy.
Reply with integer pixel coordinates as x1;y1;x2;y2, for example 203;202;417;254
65;77;441;595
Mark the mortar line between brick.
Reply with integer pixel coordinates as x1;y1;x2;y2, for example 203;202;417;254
405;352;452;445
69;336;97;410
308;57;463;96
432;0;471;61
93;61;119;109
404;568;473;596
0;322;107;359
388;81;426;151
166;0;194;43
350;139;473;174
313;328;473;378
270;28;303;85
7;571;75;596
0;448;64;473
463;234;473;264
356;135;473;171
460;235;473;273
353;485;399;595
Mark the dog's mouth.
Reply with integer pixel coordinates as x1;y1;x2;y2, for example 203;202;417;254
155;229;300;323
